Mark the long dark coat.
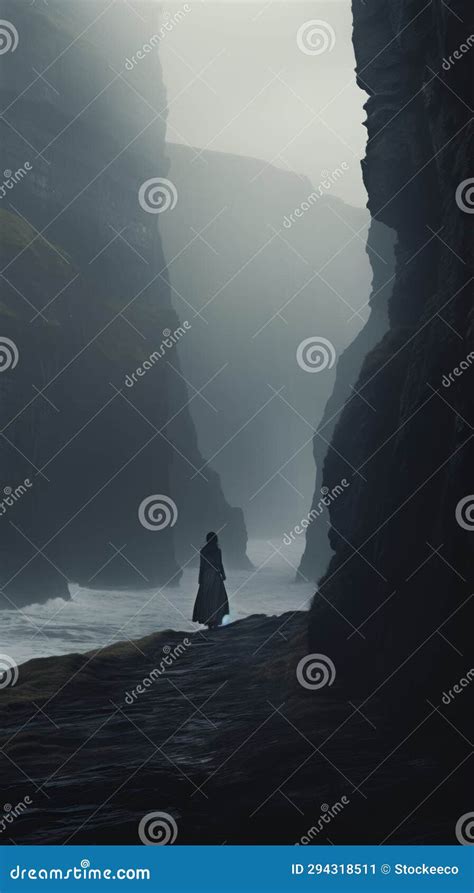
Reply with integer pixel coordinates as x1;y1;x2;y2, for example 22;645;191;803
192;544;229;626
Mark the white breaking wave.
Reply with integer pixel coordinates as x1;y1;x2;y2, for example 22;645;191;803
2;540;314;664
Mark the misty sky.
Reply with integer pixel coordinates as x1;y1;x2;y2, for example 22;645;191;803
146;0;374;536
159;0;368;207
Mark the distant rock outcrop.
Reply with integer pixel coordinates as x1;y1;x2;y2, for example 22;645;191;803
162;144;386;539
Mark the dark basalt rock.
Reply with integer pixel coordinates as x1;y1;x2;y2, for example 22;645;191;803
298;218;396;581
0;1;249;608
0;611;465;844
307;0;473;704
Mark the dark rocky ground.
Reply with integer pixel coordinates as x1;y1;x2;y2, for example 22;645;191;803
0;611;469;845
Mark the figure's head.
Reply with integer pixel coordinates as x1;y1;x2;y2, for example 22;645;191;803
206;531;218;546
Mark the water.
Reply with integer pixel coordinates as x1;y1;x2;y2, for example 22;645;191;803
2;540;315;666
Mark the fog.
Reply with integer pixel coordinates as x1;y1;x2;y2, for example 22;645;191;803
160;0;367;207
157;1;373;537
0;0;376;618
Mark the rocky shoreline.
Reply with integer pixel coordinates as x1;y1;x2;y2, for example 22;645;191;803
0;611;467;845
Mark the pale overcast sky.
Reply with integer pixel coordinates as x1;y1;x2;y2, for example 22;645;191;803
159;0;368;207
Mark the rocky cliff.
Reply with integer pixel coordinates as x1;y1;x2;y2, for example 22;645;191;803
0;1;248;609
299;217;395;580
308;0;473;705
162;144;381;539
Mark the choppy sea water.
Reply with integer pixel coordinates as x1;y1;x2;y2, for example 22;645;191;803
2;539;315;665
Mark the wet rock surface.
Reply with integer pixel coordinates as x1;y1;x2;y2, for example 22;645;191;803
0;611;467;845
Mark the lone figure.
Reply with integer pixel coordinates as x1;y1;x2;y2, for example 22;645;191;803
192;532;229;629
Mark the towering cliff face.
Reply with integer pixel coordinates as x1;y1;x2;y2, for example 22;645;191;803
0;1;248;609
308;0;473;704
298;218;395;580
